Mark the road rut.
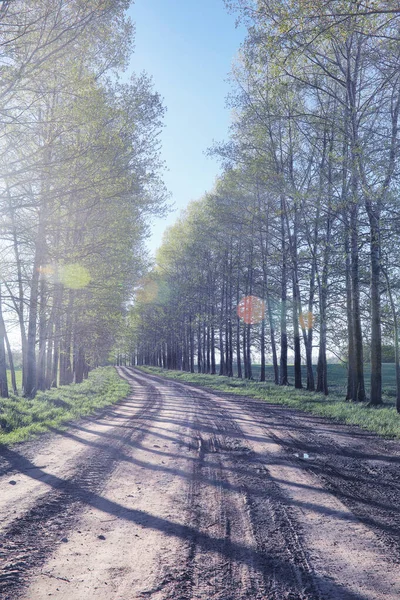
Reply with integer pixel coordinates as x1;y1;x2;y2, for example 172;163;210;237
0;368;399;599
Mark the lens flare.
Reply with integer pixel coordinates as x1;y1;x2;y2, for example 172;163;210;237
38;265;55;277
59;263;91;289
237;295;265;325
137;279;159;303
299;311;315;330
38;263;91;289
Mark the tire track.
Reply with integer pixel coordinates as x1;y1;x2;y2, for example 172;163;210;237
0;369;163;599
241;402;400;561
138;370;400;600
188;387;320;600
139;372;320;600
155;373;400;563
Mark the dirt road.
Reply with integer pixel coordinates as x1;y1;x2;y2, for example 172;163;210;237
0;368;400;599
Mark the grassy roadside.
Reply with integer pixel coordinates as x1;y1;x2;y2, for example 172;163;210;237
138;366;400;440
0;367;130;445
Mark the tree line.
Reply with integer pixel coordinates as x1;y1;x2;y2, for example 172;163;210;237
0;0;166;398
130;0;400;412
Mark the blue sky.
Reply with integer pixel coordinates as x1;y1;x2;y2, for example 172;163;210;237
126;1;245;256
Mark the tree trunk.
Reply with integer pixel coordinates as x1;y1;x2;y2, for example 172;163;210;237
243;323;248;379
236;269;242;378
316;219;330;396
189;315;194;373
75;346;85;383
292;274;302;389
350;203;366;401
383;268;400;413
37;277;47;391
8;185;28;394
211;303;216;375
280;202;288;385
268;303;278;385
246;245;254;380
345;220;355;400
260;317;266;382
59;290;74;386
197;313;202;373
45;330;53;390
219;283;225;375
25;218;45;397
4;326;17;395
367;209;382;405
305;232;317;392
51;284;63;388
0;286;9;398
246;323;252;379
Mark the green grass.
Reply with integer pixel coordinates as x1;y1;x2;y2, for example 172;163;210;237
0;367;130;445
138;366;400;440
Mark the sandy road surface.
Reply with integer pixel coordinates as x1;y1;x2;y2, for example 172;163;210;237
0;368;400;600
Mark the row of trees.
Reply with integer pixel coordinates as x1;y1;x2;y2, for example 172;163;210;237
130;0;400;412
0;1;166;397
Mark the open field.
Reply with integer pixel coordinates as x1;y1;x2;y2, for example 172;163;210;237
251;363;398;401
